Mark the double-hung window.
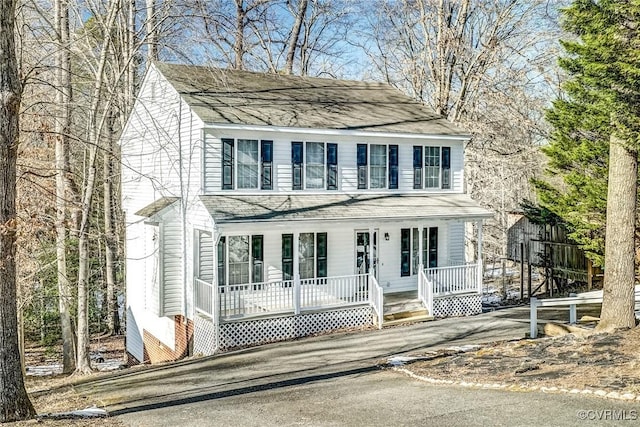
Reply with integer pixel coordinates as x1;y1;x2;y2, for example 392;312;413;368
413;145;451;189
218;234;264;287
400;227;438;276
281;233;328;280
220;138;273;190
358;144;398;190
292;141;338;190
306;142;325;189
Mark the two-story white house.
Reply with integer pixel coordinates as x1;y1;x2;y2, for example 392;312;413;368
120;63;492;364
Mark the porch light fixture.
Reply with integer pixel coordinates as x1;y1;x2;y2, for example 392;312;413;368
384;232;390;241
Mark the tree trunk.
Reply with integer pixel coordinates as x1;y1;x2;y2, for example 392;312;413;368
597;133;638;331
55;0;76;374
0;0;36;420
234;0;246;70
284;0;308;75
104;112;120;335
146;0;158;67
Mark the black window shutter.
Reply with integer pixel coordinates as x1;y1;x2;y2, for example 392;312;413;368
282;234;293;280
292;142;303;190
327;143;338;190
441;147;451;189
357;144;367;189
261;140;273;190
429;227;438;268
413;146;422;189
401;229;410;277
222;138;234;190
389;145;398;189
252;235;264;283
316;233;327;277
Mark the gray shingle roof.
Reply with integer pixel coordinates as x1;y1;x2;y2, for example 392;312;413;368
135;197;179;217
199;194;492;224
154;63;468;136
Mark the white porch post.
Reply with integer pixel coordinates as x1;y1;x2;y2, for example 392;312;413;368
418;227;424;272
476;221;483;294
293;232;301;314
368;227;374;279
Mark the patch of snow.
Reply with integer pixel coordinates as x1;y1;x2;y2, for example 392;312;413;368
40;406;108;420
26;358;124;376
387;355;419;366
445;345;480;353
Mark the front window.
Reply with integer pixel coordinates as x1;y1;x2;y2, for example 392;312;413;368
370;144;387;189
306;142;325;189
299;233;315;279
424;146;440;188
401;227;438;276
237;139;259;189
218;234;264;286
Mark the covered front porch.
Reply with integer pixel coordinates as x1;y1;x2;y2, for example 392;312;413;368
191;193;491;353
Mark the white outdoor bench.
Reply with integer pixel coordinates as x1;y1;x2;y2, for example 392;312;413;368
529;290;640;338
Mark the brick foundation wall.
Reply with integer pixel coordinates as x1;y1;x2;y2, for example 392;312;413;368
142;315;194;364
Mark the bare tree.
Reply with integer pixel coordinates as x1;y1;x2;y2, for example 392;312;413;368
284;0;308;74
54;0;77;374
0;0;37;420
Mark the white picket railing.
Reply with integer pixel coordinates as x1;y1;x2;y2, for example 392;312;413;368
425;264;480;296
195;278;214;316
368;275;384;329
300;274;369;309
418;266;433;316
217;274;371;320
219;280;294;318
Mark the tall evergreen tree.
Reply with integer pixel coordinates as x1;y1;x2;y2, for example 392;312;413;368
536;0;640;330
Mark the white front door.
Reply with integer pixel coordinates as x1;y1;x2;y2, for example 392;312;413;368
355;230;378;279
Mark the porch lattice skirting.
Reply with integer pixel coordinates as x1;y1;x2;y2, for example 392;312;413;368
215;306;372;351
433;294;482;317
194;313;218;356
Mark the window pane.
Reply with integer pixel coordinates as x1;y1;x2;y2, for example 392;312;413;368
299;233;315;279
306;142;325;189
370;144;387;189
425;146;440;188
228;235;250;285
237;139;258;189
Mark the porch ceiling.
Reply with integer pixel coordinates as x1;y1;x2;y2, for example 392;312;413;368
199;194;492;224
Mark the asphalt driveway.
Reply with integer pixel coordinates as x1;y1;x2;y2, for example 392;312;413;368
76;306;637;426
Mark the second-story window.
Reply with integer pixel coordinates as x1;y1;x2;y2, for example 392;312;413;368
292;141;338;190
357;144;398;190
413;145;451;190
221;138;273;190
306;142;325;189
237;139;259;189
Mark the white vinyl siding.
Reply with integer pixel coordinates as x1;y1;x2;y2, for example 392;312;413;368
197;230;214;282
161;216;183;316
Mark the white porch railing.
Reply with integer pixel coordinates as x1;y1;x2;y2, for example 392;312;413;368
216;274;371;320
418;266;434;316
424;264;480;296
195;278;214;316
368;275;384;329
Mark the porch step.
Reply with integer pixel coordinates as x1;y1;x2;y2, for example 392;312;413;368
382;313;434;327
380;291;433;326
